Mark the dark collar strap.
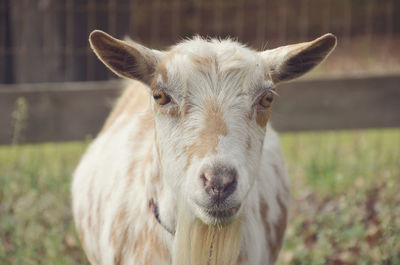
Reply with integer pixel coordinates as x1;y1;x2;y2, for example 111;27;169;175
149;198;175;235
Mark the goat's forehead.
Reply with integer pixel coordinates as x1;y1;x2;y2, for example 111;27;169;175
155;38;266;94
170;37;256;59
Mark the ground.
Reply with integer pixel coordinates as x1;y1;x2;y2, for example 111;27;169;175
0;129;399;264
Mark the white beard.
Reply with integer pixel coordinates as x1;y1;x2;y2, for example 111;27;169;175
172;203;242;265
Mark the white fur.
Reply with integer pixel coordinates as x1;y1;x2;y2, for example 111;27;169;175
72;33;335;265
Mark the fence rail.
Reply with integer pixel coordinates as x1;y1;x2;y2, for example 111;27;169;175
1;75;399;145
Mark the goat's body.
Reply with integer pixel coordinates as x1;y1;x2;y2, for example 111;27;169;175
72;81;290;265
74;30;336;265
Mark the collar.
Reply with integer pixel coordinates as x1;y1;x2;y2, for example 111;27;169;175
149;198;175;235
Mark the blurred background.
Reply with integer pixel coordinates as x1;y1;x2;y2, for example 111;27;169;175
0;0;399;264
1;0;400;83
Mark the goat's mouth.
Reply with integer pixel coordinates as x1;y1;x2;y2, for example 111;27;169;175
197;204;241;225
205;205;240;218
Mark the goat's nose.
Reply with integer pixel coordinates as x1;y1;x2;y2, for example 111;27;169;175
200;165;237;202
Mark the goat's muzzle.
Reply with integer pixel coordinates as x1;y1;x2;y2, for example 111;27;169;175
200;164;237;203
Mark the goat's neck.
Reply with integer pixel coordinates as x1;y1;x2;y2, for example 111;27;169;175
145;141;178;236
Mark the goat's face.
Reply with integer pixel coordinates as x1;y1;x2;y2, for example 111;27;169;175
89;31;336;225
150;42;272;225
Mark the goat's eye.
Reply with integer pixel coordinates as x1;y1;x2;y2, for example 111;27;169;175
153;92;171;105
259;92;274;108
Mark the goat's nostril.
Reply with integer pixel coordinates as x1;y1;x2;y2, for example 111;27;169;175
200;165;238;201
200;173;207;186
200;169;213;187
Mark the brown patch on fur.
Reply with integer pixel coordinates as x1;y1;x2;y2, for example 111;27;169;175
125;107;155;187
255;108;272;127
237;252;248;264
100;81;150;134
77;223;85;249
110;183;166;264
113;225;130;265
246;136;251;150
110;205;128;249
131;227;146;256
190;55;214;72
260;197;274;261
185;99;228;170
156;63;169;84
110;204;131;265
130;222;169;264
126;158;137;187
148;228;170;263
259;198;270;234
153;51;178;85
77;213;101;264
269;195;288;264
153;104;180;117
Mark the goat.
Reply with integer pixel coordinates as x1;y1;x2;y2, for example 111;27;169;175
72;30;336;265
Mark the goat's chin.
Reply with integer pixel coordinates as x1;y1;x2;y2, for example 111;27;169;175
172;203;242;265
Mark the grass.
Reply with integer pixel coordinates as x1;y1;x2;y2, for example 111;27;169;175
279;129;400;265
0;142;89;265
0;129;399;264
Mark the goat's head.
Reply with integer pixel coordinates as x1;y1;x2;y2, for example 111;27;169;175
89;31;336;227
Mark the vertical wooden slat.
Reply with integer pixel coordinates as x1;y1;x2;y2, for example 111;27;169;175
385;0;393;46
151;0;160;47
20;0;28;81
193;0;201;34
86;0;96;80
0;0;5;53
107;0;117;79
299;0;309;40
213;0;223;36
365;0;373;44
171;0;181;40
322;0;331;34
279;0;288;44
42;0;50;82
108;0;117;35
8;0;66;83
343;0;352;47
0;0;6;82
256;0;266;48
65;0;74;81
129;0;136;35
235;0;244;42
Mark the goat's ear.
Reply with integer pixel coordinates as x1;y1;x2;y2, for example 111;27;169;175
89;30;162;84
260;33;337;83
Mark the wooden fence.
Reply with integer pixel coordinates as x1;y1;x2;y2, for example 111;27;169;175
1;75;399;145
1;0;399;84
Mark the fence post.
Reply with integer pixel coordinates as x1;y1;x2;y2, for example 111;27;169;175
10;0;65;83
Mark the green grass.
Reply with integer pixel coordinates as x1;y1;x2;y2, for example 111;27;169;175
279;129;400;265
0;130;399;264
0;142;89;265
